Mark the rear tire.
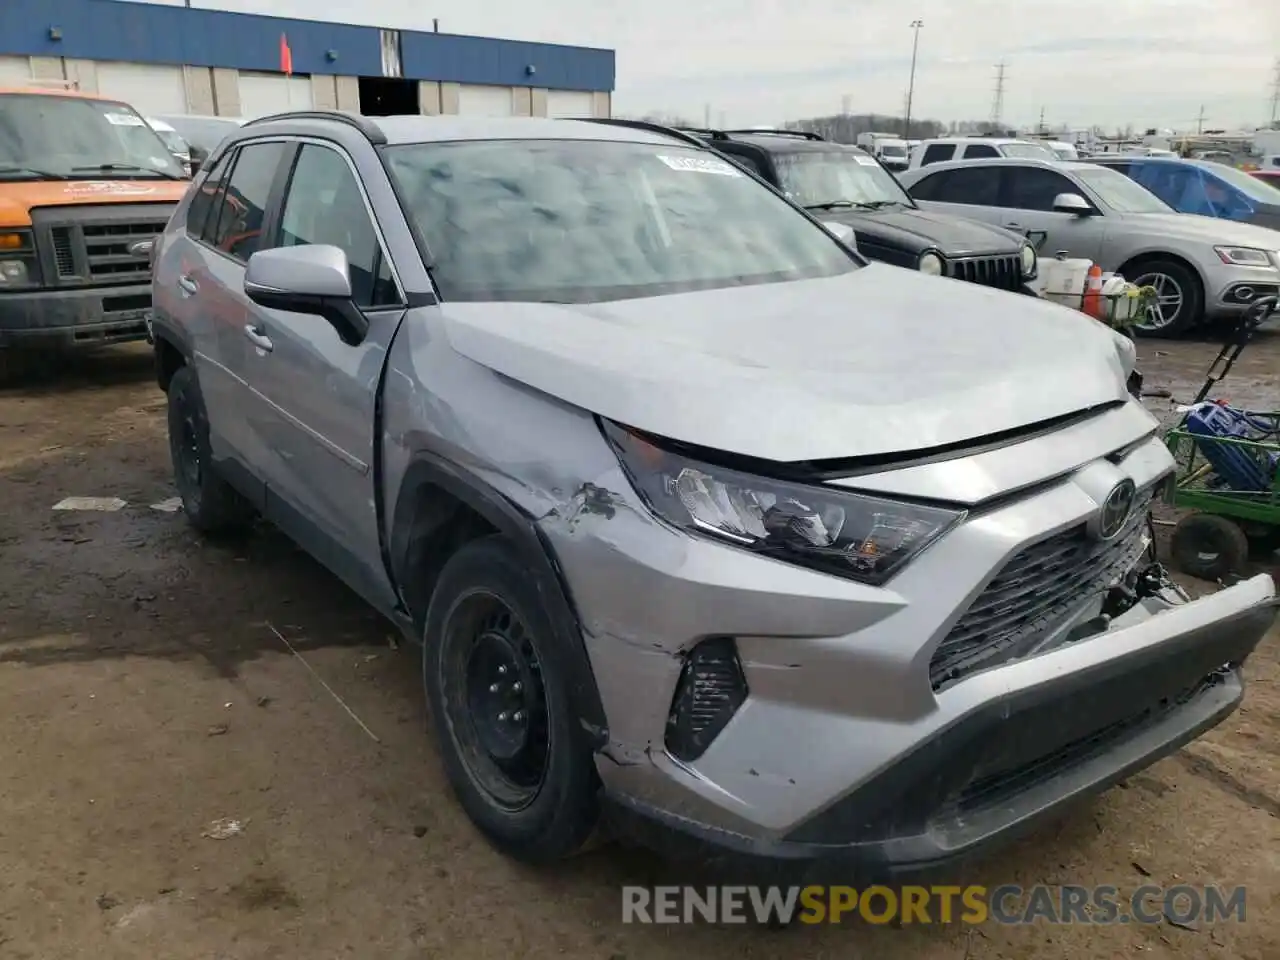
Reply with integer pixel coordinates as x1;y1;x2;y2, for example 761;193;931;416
1170;513;1248;581
1126;257;1203;338
166;365;254;535
422;535;599;863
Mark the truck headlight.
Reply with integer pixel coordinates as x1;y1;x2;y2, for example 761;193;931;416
0;230;38;287
0;260;30;285
1020;241;1037;278
604;422;965;585
918;251;944;276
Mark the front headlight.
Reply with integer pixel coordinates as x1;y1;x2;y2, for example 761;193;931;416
0;230;38;287
1214;245;1275;267
1019;241;1037;278
918;251;944;276
604;422;965;586
1109;327;1137;378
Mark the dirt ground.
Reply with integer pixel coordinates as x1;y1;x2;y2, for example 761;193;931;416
0;333;1278;960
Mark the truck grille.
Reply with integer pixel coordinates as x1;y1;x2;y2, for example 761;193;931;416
31;204;173;287
929;486;1154;691
948;254;1023;292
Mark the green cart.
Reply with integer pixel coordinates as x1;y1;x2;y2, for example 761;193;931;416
1163;296;1280;580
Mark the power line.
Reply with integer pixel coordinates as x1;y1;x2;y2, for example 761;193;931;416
990;62;1007;129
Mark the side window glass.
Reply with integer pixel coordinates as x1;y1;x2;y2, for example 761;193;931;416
279;144;399;308
964;144;1000;158
931;167;1001;205
920;144;955;166
1002;167;1079;211
207;141;287;262
187;152;230;238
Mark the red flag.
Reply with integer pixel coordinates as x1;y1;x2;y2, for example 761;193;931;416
279;33;293;76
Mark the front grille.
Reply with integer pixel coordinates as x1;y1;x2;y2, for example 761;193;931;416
949;254;1022;291
82;219;168;282
929;486;1155;690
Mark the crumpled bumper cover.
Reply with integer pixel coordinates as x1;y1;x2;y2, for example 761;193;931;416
604;578;1275;883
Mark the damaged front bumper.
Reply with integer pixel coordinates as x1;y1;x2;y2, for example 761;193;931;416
536;425;1275;881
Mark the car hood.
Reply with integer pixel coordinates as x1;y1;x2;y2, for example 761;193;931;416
1125;211;1280;246
439;264;1129;463
823;206;1023;256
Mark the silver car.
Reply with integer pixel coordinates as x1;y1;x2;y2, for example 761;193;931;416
148;112;1275;877
899;157;1280;335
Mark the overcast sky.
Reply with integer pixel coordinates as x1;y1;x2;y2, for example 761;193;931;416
144;0;1279;130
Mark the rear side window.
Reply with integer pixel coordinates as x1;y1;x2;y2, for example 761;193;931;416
186;152;230;237
206;141;287;262
920;144;955;166
962;143;1000;159
914;166;1001;205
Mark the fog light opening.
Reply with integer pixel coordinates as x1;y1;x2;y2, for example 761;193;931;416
664;637;748;763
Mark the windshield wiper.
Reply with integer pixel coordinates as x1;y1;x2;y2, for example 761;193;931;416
804;200;874;211
861;199;912;210
71;162;181;181
0;165;71;180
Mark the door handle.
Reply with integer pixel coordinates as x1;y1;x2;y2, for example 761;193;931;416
243;324;273;352
177;275;198;296
1004;222;1023;230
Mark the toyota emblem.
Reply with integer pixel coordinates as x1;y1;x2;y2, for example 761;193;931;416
1097;478;1136;541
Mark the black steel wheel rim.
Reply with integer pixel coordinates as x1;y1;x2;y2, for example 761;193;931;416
440;590;550;811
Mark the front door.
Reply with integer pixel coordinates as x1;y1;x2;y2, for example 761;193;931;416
995;165;1105;261
239;142;407;611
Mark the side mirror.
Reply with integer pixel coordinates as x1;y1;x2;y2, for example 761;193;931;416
244;245;367;342
823;220;858;250
1053;192;1094;216
188;145;207;175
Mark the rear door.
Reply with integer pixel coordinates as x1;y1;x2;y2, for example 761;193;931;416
996;165;1105;260
239;141;406;610
175;139;290;503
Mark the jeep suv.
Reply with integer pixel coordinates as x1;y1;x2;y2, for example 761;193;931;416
148;111;1275;877
662;125;1038;293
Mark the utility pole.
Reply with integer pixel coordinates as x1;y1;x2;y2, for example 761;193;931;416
1196;105;1206;134
842;94;851;116
990;62;1007;131
904;20;923;140
1271;58;1280;128
1038;106;1045;134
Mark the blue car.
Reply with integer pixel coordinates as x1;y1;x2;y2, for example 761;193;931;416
1088;156;1280;232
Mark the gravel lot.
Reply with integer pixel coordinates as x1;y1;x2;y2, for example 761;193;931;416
0;335;1277;959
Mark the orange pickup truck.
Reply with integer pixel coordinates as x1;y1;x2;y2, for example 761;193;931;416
0;85;189;350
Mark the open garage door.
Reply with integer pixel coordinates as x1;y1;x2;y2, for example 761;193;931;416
95;62;187;114
546;90;594;118
457;84;514;117
238;74;314;119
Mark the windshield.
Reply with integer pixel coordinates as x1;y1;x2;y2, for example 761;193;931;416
879;144;907;157
0;94;184;179
1051;145;1078;160
1075;166;1174;214
1001;142;1058;160
772;150;913;208
152;128;189;157
382;139;858;303
1202;162;1280;203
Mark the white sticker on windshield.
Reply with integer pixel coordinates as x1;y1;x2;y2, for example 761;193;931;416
854;154;879;166
656;154;741;176
104;112;146;126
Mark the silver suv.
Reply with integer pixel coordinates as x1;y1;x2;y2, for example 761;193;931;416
148;112;1275;877
898;157;1280;336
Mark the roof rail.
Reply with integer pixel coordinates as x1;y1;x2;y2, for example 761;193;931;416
242;109;386;145
568;117;711;149
722;128;825;141
671;126;731;141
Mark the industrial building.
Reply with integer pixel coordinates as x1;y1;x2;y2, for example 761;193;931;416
0;0;615;120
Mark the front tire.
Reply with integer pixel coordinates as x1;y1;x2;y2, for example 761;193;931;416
1170;513;1248;581
166;365;254;535
1126;258;1203;337
423;535;600;862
